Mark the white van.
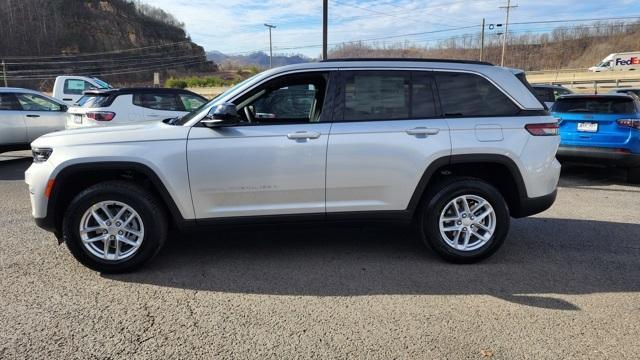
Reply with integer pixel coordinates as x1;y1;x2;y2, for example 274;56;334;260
51;76;111;105
588;52;640;72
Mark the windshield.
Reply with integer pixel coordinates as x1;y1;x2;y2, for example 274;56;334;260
552;97;636;114
91;78;111;89
172;73;262;125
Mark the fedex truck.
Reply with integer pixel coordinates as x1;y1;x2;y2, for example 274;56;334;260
588;52;640;72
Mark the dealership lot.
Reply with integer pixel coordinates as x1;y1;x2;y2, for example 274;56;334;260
0;153;638;359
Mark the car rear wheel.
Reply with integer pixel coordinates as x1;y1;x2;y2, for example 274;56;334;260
63;181;167;273
419;178;510;263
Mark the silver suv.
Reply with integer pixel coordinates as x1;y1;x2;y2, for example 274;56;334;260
26;59;561;272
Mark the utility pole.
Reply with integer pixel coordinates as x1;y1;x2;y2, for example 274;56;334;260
499;0;517;67
1;60;7;87
322;0;328;60
264;23;276;69
480;18;485;62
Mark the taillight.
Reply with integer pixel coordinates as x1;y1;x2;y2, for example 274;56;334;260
616;119;640;129
86;111;115;121
525;122;559;136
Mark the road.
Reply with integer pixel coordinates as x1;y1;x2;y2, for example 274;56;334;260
0;153;638;359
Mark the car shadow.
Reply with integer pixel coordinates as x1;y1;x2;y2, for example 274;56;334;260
559;162;638;188
0;156;31;181
104;217;640;311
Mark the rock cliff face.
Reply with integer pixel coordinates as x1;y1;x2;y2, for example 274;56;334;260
0;0;216;89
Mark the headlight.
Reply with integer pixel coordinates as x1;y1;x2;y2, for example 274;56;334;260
32;148;53;163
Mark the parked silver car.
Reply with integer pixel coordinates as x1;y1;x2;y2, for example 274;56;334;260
0;87;68;153
26;59;560;272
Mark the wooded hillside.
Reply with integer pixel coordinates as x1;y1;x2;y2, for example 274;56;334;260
0;0;215;89
329;21;640;71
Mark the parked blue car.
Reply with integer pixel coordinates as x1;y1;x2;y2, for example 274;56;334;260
551;94;640;183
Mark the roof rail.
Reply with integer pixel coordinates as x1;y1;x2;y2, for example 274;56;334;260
321;58;494;66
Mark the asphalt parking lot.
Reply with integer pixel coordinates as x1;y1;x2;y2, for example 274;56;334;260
0;152;638;359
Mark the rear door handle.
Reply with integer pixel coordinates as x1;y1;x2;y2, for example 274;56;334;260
287;131;321;140
406;127;439;135
26;114;40;118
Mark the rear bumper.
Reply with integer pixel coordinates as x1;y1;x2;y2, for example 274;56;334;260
557;146;640;167
512;189;557;218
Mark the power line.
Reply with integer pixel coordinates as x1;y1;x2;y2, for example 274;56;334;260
330;0;457;28
5;59;207;80
6;55;205;74
2;41;192;60
3;52;204;66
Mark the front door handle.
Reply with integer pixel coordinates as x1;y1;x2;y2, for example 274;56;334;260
406;127;439;136
287;131;321;140
63;98;73;101
26;114;41;118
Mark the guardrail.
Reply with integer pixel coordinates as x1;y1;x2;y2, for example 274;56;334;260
527;69;640;93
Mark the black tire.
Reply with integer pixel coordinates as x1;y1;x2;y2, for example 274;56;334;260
419;177;510;263
62;181;167;273
628;167;640;184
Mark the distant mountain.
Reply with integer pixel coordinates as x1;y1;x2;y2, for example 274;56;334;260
207;51;311;68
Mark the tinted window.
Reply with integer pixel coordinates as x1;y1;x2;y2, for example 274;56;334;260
236;72;327;124
533;87;555;103
133;93;182;111
16;93;61;111
344;72;410;121
179;94;206;111
436;72;520;117
552;97;636;114
0;93;22;110
64;79;93;95
81;95;114;108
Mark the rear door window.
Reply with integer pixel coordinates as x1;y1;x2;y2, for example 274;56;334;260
343;71;410;121
435;72;520;117
133;93;183;111
552;97;636;114
0;93;22;110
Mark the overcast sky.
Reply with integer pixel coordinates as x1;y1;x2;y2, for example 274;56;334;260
143;0;640;57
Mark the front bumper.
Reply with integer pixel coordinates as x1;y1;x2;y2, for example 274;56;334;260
557;146;640;167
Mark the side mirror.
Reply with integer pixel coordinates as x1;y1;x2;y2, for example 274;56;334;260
60;105;68;112
201;102;239;127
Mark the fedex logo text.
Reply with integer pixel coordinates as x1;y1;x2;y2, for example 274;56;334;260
615;57;640;66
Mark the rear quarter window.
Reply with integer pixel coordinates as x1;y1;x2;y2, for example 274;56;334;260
435;72;520;117
552;97;636;114
133;93;182;111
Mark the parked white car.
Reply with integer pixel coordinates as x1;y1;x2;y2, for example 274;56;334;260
0;87;67;153
52;76;111;105
66;88;207;129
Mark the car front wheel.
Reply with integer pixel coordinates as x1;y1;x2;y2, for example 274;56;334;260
62;181;167;273
420;178;510;263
